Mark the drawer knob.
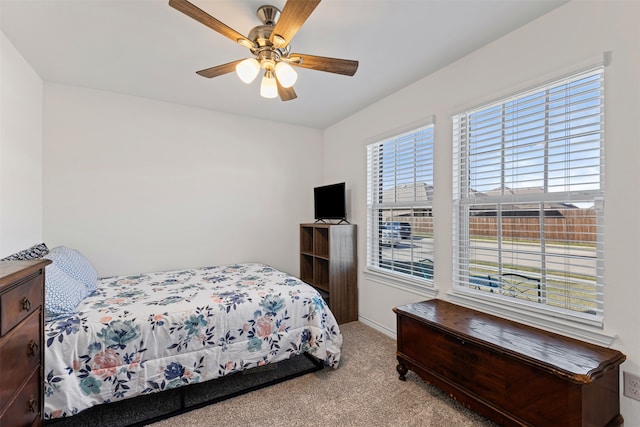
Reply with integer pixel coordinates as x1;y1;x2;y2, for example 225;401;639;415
28;396;37;413
28;340;39;356
22;297;31;311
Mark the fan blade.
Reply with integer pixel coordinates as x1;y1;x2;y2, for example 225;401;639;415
270;0;321;48
169;0;255;48
196;59;244;78
290;53;358;76
276;79;297;101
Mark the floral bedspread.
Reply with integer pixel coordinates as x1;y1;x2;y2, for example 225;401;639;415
44;263;342;419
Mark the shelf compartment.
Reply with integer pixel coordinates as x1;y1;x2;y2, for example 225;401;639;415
300;254;314;284
300;225;314;254
313;227;329;258
313;257;330;292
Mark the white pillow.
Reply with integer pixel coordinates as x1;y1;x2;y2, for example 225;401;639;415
45;246;98;293
44;263;88;320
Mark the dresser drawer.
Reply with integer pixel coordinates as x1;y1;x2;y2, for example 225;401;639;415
0;368;41;427
0;310;41;413
0;272;43;336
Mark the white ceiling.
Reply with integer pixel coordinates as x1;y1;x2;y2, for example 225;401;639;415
0;0;567;129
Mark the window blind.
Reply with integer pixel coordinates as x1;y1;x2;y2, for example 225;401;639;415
452;67;604;320
367;124;435;283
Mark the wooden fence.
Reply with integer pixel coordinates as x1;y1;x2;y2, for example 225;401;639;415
390;209;596;242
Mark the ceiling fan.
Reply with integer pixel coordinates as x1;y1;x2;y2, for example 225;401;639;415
168;0;359;101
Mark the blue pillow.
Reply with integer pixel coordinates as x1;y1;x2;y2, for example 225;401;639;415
45;246;98;293
44;263;88;320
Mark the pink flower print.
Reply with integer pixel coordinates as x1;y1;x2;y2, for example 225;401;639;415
256;316;272;338
92;349;122;379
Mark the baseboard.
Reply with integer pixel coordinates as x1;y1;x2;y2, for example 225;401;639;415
357;315;397;340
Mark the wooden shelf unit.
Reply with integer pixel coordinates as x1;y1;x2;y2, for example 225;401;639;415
300;223;357;324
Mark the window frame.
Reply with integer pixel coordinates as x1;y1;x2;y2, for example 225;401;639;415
451;66;608;338
366;120;436;293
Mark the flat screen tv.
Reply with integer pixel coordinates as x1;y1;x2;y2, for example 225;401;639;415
314;182;347;221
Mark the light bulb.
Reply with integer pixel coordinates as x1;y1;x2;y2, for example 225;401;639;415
275;61;297;88
235;58;260;84
260;71;278;98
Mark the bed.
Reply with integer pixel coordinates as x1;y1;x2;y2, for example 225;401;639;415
32;246;342;420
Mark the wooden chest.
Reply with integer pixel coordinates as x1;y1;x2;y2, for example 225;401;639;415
0;260;51;427
394;299;626;427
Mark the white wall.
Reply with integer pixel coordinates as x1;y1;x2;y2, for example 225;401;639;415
323;0;640;423
43;84;322;277
4;0;640;422
0;30;44;257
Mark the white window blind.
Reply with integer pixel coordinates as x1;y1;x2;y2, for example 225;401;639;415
452;67;604;321
367;124;434;283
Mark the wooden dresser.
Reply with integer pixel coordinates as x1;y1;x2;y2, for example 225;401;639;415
0;259;51;427
394;299;626;427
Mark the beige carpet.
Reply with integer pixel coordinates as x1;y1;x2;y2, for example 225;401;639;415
148;321;498;427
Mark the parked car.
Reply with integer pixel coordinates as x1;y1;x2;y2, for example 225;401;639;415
380;221;412;244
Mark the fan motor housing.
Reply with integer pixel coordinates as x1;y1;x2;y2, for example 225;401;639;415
256;5;280;26
248;25;291;58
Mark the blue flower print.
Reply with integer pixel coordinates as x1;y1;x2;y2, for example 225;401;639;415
247;337;263;352
46;316;82;347
115;289;145;299
157;295;184;306
311;295;325;310
284;278;300;286
57;317;81;336
260;294;285;315
301;328;312;344
97;320;141;350
185;314;206;336
164;362;185;381
87;342;102;354
79;376;101;396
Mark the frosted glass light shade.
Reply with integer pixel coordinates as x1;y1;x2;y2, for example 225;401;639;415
260;73;278;98
275;61;297;88
235;58;260;84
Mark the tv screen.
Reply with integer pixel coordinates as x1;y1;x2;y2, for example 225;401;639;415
314;182;346;221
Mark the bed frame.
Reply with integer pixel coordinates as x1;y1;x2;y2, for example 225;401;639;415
46;353;323;427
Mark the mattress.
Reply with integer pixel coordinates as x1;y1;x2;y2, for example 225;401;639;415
43;263;342;419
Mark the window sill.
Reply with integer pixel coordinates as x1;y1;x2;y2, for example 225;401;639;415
447;288;616;347
364;268;438;299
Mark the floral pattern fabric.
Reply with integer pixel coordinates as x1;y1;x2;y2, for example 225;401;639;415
44;263;342;419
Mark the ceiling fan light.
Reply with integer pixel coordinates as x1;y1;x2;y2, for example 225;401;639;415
260;71;278;99
235;58;260;84
275;61;297;88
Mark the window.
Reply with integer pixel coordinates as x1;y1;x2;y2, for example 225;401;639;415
367;123;434;284
452;67;604;323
